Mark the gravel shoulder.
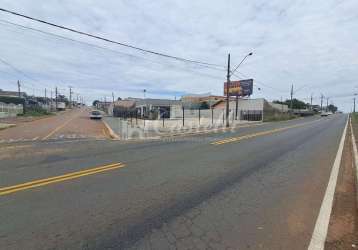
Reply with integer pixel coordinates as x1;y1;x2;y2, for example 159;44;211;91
325;116;358;249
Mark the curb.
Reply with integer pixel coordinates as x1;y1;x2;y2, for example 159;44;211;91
158;122;264;138
102;120;120;140
349;116;358;203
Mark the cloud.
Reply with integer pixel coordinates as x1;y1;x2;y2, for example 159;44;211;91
0;0;357;110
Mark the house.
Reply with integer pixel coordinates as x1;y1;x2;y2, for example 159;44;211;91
109;100;136;117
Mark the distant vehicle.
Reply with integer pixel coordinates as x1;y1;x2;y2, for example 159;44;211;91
321;111;332;116
90;110;102;119
57;102;66;111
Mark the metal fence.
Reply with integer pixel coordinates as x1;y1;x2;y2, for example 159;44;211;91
113;108;263;131
0;102;23;118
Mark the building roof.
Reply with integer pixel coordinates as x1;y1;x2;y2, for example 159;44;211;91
127;98;181;106
113;100;136;108
0;89;26;97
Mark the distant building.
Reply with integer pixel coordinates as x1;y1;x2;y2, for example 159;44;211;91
181;95;224;109
211;98;290;121
128;98;182;119
95;101;112;112
0;89;27;98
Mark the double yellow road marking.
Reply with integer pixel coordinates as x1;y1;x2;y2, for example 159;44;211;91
0;162;125;196
211;120;320;145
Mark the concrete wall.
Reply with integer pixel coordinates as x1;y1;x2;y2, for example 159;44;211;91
171;105;225;120
268;102;289;112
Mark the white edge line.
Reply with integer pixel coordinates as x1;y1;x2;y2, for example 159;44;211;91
349;116;358;204
307;116;348;250
102;119;120;140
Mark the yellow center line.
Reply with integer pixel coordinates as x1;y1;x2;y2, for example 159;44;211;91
0;162;125;196
42;113;78;140
211;119;322;145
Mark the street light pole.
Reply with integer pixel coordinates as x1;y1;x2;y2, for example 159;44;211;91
354;97;356;113
225;52;253;128
354;94;357;113
226;53;231;128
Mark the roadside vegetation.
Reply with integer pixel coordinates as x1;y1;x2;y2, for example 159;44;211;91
263;113;297;122
351;112;358;123
19;107;53;117
351;112;358;136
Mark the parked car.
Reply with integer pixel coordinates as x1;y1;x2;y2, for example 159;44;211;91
90;110;102;119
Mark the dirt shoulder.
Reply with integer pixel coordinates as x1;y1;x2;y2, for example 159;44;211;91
325;116;358;249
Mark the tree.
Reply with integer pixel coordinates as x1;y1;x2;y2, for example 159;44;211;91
199;101;209;109
327;104;338;113
273;98;307;109
92;100;100;107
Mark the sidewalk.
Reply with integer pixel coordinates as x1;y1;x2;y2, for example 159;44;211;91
0;123;15;130
103;116;261;140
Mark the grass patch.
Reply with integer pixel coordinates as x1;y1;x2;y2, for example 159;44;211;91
18;107;54;117
263;113;298;122
351;112;358;123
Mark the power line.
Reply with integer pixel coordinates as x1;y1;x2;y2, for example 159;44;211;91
0;19;225;83
0;19;225;72
232;72;287;93
0;56;54;90
0;7;222;67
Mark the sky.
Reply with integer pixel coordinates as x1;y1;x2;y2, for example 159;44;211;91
0;0;357;111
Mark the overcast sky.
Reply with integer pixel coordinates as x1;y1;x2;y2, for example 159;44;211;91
0;0;357;111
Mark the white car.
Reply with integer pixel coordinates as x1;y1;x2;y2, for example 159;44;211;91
321;111;332;116
90;110;102;119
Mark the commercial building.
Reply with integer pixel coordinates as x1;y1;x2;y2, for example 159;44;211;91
212;98;289;121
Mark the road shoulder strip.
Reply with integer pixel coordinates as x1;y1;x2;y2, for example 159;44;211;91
308;117;348;250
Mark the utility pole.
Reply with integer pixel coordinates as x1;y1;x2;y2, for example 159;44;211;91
326;97;329;112
226;53;230;127
224;52;253;126
320;94;324;112
69;86;73;108
55;87;58;111
310;94;313;110
290;84;293;114
17;80;21;97
112;92;115;103
50;90;53;111
235;93;239;120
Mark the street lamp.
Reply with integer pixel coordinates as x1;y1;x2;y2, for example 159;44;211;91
225;52;253;127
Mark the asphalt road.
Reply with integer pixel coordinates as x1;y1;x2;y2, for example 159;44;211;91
0;114;347;249
0;107;108;143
